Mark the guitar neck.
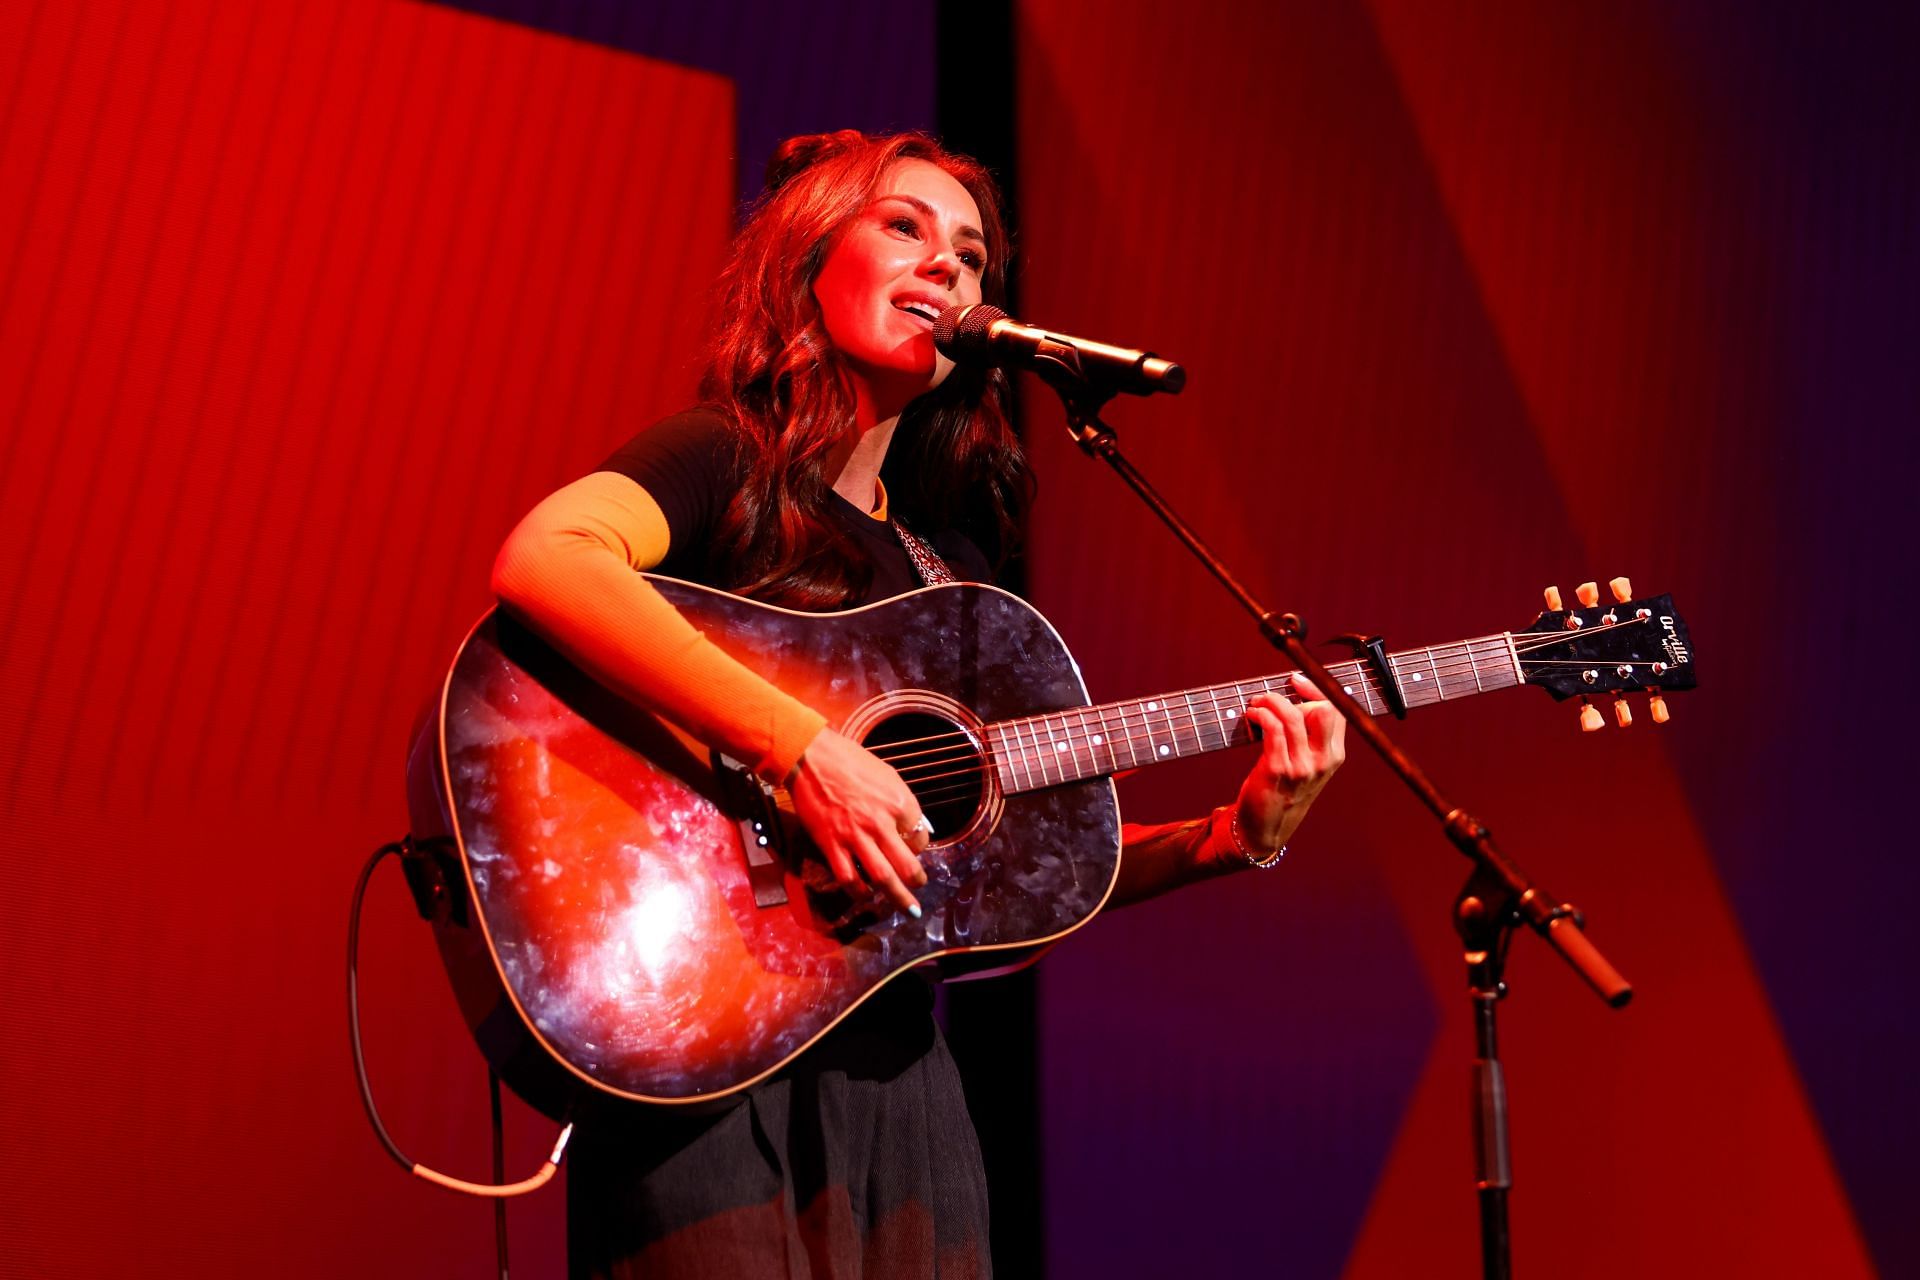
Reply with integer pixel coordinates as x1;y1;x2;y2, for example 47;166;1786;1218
986;632;1524;795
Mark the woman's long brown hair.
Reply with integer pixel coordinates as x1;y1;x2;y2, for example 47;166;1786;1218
698;131;1029;608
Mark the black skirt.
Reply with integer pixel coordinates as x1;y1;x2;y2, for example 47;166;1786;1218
567;977;991;1279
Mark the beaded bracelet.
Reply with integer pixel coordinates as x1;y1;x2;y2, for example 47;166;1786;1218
1221;806;1286;869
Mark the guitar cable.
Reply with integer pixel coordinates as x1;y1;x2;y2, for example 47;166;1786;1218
347;838;574;1204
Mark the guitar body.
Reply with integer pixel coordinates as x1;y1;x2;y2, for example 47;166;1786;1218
407;578;1119;1113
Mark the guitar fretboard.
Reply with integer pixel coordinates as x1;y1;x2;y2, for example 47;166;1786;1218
985;634;1522;794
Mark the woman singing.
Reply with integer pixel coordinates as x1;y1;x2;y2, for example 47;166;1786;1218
491;130;1347;1279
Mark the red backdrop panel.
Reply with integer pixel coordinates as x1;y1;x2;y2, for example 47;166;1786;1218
0;2;731;1273
1015;2;1872;1276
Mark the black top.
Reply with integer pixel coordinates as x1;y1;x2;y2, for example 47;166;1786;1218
598;407;992;605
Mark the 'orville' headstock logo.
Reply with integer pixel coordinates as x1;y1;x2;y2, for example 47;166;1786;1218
1660;616;1690;666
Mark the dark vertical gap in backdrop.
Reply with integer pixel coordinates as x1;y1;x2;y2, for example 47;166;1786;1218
936;4;1043;1278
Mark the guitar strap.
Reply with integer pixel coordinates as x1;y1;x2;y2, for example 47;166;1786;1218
891;520;956;587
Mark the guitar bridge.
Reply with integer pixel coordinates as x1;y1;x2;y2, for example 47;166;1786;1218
712;752;791;908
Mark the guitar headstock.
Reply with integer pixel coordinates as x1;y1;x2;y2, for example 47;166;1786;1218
1518;579;1695;728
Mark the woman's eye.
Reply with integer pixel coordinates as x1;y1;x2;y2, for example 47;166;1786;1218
889;216;920;236
960;250;985;271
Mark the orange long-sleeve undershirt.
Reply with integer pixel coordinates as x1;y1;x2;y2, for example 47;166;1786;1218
490;470;828;782
492;471;1252;900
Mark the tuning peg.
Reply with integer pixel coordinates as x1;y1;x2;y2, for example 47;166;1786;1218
1612;694;1633;727
1579;698;1605;732
1648;692;1670;723
1544;585;1564;611
1609;576;1633;603
1576;581;1600;607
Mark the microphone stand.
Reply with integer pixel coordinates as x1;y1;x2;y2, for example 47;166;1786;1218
1032;360;1631;1280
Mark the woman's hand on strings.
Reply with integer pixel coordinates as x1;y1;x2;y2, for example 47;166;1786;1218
788;728;931;914
1234;673;1348;856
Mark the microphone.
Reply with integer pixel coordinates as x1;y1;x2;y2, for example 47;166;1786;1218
933;304;1186;397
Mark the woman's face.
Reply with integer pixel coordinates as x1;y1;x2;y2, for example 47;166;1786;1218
812;159;988;419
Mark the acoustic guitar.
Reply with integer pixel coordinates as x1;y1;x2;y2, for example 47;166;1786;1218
405;576;1693;1115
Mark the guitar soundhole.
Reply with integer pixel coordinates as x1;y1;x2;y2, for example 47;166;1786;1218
861;710;986;841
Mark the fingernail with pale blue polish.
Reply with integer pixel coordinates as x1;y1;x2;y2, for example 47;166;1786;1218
909;903;923;919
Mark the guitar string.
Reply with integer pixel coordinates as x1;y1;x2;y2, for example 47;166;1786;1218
866;649;1511;769
879;708;1314;790
1514;658;1674;667
870;653;1610;773
886;723;1261;792
860;615;1663;763
863;649;1490;764
858;617;1669;769
878;658;1677;791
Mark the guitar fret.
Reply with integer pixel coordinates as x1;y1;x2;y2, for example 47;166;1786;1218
1358;661;1387;717
1474;638;1518;692
1018;718;1040;788
1204;684;1227;751
1333;661;1364;715
1397;646;1429;707
1389;652;1430;711
1230;684;1251;744
1446;653;1470;701
1449;647;1476;699
1384;656;1407;715
1324;661;1366;716
1109;701;1134;768
1150;697;1174;761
